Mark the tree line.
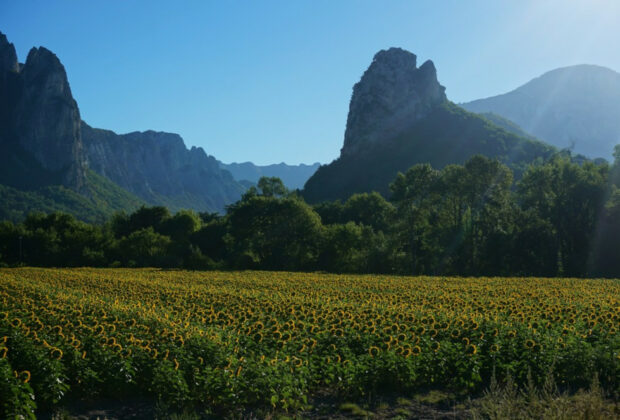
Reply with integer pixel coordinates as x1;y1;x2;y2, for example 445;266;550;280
1;151;619;277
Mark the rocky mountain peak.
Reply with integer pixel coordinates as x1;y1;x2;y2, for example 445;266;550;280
0;32;20;140
12;45;87;189
341;47;447;156
0;32;19;74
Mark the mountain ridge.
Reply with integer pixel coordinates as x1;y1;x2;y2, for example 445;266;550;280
461;64;620;159
82;121;244;213
218;161;320;190
303;48;556;202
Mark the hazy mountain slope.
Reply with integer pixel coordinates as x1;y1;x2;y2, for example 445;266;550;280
82;122;245;213
478;112;537;140
461;65;620;159
218;161;320;190
303;48;555;203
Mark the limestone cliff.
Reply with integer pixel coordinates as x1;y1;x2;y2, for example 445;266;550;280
0;32;86;190
341;48;447;156
81;122;244;213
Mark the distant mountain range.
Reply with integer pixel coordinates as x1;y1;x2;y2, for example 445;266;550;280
303;48;556;203
2;28;618;220
461;65;620;159
218;161;320;190
0;31;327;221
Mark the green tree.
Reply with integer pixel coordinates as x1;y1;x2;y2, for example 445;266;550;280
460;156;514;274
518;157;607;276
390;163;441;274
313;201;344;225
257;176;288;198
342;192;395;232
115;227;172;267
227;196;322;270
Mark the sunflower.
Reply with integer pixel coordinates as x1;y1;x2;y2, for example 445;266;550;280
465;344;477;356
490;344;499;353
368;346;381;357
412;345;422;356
20;370;31;384
431;341;440;352
451;329;460;338
525;339;536;349
51;347;63;360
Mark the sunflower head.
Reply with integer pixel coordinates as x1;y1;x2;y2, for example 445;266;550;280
369;346;381;357
465;344;477;356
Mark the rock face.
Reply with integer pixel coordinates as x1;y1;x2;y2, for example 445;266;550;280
341;48;447;156
0;32;86;190
82;122;244;213
461;65;620;160
0;33;20;142
15;47;87;188
0;32;19;74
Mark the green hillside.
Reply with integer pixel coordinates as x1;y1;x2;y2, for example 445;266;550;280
303;102;556;203
0;170;144;223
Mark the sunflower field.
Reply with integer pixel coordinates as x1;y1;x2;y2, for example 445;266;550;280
0;268;618;417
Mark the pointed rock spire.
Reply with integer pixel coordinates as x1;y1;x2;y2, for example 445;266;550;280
341;47;447;156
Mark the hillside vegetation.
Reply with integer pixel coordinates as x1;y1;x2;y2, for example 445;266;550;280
303;103;555;202
0;171;144;223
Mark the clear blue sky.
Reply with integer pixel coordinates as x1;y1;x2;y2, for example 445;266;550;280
1;1;619;165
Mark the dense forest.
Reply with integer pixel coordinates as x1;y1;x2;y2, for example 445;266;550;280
1;150;619;278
